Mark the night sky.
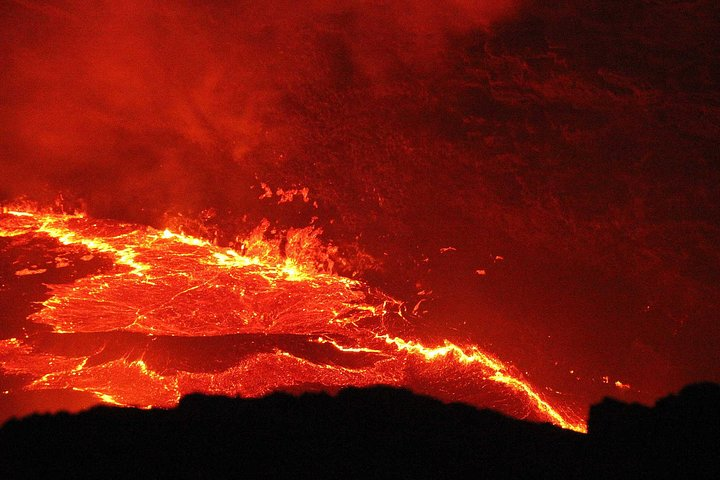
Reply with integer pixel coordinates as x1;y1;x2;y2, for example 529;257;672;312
1;0;719;414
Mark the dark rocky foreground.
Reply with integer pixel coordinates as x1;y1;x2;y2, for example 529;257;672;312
1;384;718;479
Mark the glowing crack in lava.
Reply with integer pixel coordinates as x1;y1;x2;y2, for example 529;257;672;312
0;209;585;432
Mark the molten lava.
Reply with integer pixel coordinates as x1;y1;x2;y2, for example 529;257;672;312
0;209;585;432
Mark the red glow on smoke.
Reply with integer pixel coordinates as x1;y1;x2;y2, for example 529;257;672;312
1;0;719;434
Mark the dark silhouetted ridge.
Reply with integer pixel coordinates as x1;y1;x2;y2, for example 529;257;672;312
1;384;718;479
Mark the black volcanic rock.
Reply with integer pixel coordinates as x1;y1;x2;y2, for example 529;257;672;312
588;382;720;479
1;384;718;479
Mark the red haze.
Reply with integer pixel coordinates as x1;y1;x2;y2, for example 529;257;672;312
1;0;720;420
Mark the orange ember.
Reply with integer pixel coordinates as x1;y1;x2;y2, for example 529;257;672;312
0;209;585;432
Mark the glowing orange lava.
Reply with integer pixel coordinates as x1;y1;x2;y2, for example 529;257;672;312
0;209;585;432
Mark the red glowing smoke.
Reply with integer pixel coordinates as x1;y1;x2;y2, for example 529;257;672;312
0;0;516;215
2;0;720;422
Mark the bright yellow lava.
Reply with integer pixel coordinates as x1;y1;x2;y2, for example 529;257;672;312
0;208;586;432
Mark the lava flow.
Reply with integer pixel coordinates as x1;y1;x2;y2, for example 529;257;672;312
0;209;585;432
